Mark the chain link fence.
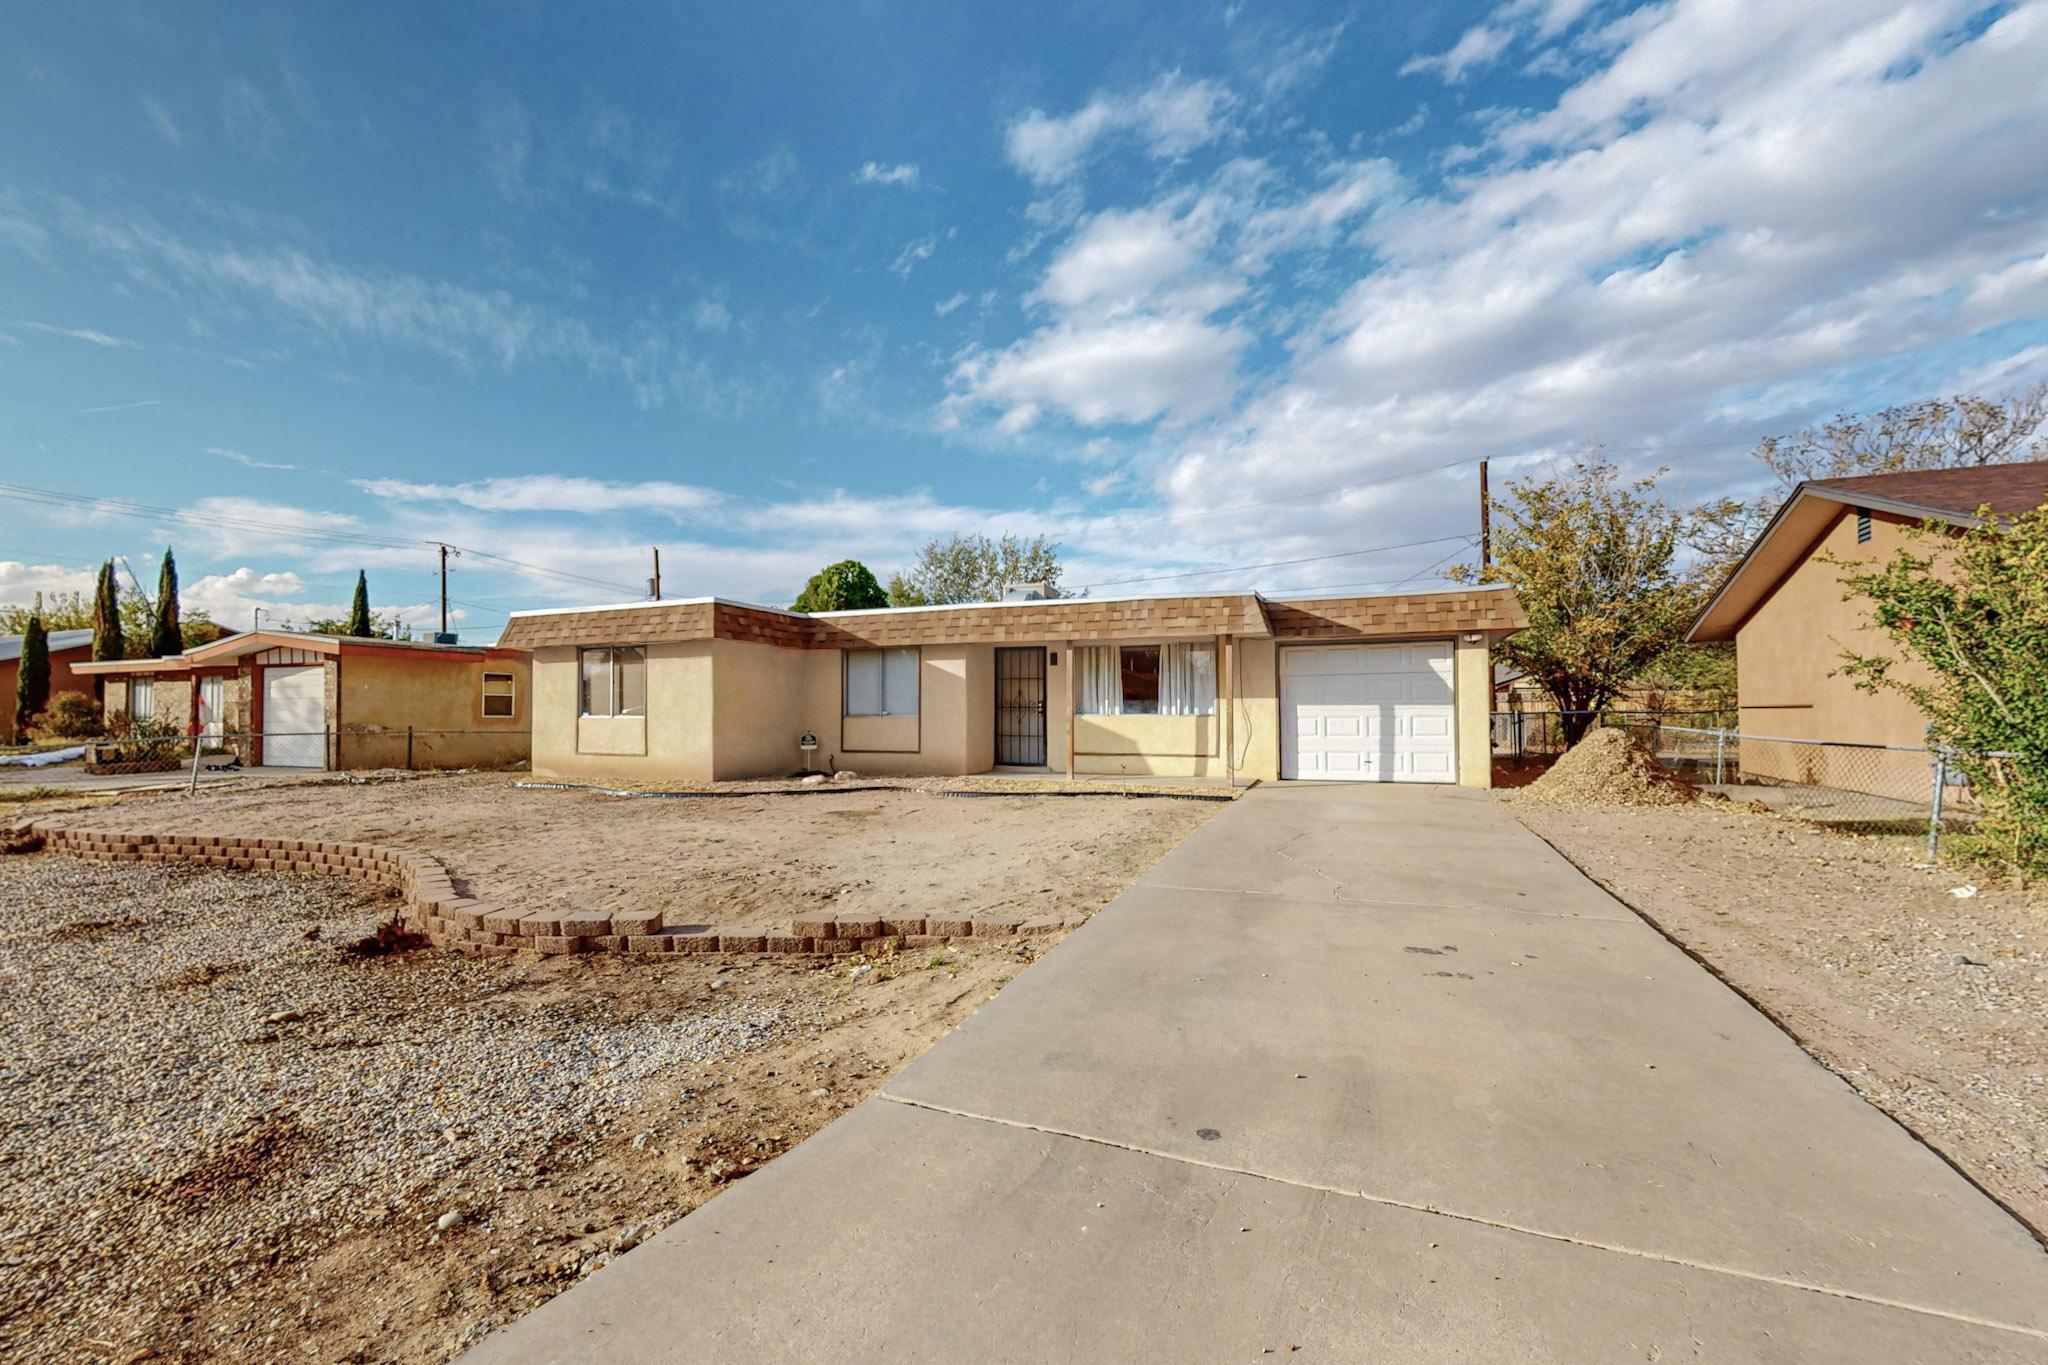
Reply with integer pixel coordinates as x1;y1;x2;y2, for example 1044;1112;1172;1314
70;728;528;777
1495;710;2019;859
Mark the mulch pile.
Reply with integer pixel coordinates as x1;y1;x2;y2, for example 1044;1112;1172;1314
1513;727;1694;807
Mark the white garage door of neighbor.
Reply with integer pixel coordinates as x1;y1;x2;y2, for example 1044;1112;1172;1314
262;665;327;768
1280;642;1456;783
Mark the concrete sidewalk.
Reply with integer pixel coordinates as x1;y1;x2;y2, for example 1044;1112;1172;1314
465;784;2048;1363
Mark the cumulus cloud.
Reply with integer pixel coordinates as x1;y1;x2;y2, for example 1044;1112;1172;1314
0;560;97;609
1005;72;1236;185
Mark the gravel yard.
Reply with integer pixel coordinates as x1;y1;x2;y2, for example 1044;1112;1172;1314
0;782;1215;1361
1512;799;2048;1240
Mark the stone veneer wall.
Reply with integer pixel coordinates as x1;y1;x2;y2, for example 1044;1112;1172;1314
27;824;1077;958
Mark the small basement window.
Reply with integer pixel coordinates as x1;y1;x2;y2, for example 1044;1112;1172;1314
578;647;646;717
846;647;918;716
481;671;516;718
1856;508;1872;543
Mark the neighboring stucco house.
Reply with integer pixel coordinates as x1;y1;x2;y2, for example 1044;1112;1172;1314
495;586;1527;787
0;628;95;743
1687;459;2048;793
73;629;532;770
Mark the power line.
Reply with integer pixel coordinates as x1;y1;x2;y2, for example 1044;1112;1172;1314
1072;532;1474;592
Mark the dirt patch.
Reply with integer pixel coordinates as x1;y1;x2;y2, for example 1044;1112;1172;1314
1511;727;1692;807
40;772;1220;931
1;780;1212;1362
1513;799;2047;1238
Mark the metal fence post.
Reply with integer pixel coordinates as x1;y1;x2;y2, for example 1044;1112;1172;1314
1714;728;1728;787
407;726;415;770
1927;749;1947;862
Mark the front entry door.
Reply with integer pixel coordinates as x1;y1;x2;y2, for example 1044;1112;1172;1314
995;647;1048;766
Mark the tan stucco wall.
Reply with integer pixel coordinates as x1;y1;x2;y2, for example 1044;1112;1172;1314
531;642;715;783
1733;508;1936;797
1455;639;1492;789
338;651;531;770
1235;637;1282;782
711;638;825;778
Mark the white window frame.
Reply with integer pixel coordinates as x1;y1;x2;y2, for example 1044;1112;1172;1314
128;677;156;722
1076;642;1217;717
578;647;646;718
844;647;919;717
198;676;225;739
481;671;517;719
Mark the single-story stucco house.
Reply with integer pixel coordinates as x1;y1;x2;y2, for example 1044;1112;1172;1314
494;585;1528;787
1;628;96;743
73;629;532;770
1688;458;2048;793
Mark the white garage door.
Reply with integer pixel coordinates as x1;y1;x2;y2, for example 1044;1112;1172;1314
262;665;327;769
1281;642;1456;783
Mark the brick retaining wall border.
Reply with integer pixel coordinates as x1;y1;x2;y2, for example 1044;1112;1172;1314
26;823;1080;959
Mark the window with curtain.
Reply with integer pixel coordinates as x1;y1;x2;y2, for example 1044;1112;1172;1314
846;648;919;716
578;647;645;717
1075;644;1215;716
128;678;156;721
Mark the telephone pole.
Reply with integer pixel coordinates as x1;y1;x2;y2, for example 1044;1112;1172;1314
650;547;662;600
1478;459;1492;570
438;544;449;637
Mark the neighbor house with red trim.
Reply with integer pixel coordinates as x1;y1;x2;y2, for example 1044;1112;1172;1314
73;629;531;770
1;628;97;743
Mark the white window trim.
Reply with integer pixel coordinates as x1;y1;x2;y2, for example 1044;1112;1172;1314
844;647;920;717
481;670;517;720
1075;641;1217;717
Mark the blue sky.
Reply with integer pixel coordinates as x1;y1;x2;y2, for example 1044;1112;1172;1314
4;1;2046;639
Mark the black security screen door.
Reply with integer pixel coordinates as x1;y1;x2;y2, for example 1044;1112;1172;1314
995;647;1048;766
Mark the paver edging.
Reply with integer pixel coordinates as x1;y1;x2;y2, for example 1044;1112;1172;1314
21;822;1080;960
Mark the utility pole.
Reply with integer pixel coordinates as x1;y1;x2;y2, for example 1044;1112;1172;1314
650;547;662;600
1479;459;1492;570
438;544;449;638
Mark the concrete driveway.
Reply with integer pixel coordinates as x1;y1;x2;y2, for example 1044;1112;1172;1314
465;784;2048;1363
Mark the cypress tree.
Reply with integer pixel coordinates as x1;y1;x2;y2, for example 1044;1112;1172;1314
91;560;125;663
13;615;49;739
346;571;372;637
152;547;183;657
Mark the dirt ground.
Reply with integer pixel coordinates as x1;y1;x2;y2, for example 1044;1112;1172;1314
31;771;1224;932
1512;798;2047;1240
0;777;1217;1362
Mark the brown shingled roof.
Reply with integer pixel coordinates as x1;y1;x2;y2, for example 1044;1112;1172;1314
1267;588;1528;639
1805;459;2048;520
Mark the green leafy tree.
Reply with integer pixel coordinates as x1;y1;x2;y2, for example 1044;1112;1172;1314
91;561;124;664
1836;497;2048;884
151;547;183;657
302;609;400;639
13;616;49;739
1454;455;1708;746
2;584;215;652
346;571;374;637
886;533;1067;606
1692;384;2048;580
792;560;890;613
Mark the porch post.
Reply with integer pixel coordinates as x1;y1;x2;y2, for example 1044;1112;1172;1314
1064;638;1076;782
1221;633;1235;788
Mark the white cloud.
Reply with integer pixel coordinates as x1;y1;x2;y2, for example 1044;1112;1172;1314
76;399;163;414
0;560;97;609
949;314;1250;429
1401;25;1515;83
889;231;948;279
855;161;921;187
353;475;722;516
933;292;970;316
691;297;732;333
1033;204;1216;314
1005;72;1236;185
207;445;297;471
24;321;137;348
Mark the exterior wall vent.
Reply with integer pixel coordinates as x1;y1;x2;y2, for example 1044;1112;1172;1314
1855;508;1872;544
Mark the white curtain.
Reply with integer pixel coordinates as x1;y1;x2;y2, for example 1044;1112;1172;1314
1076;646;1121;715
1158;643;1216;716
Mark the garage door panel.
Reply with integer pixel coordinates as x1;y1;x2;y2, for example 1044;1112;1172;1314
1280;642;1454;784
262;665;327;769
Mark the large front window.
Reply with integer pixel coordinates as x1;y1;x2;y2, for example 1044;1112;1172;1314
1077;643;1215;716
579;647;645;717
845;648;919;716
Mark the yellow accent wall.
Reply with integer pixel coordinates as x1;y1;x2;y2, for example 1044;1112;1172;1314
1455;638;1492;789
530;641;713;782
